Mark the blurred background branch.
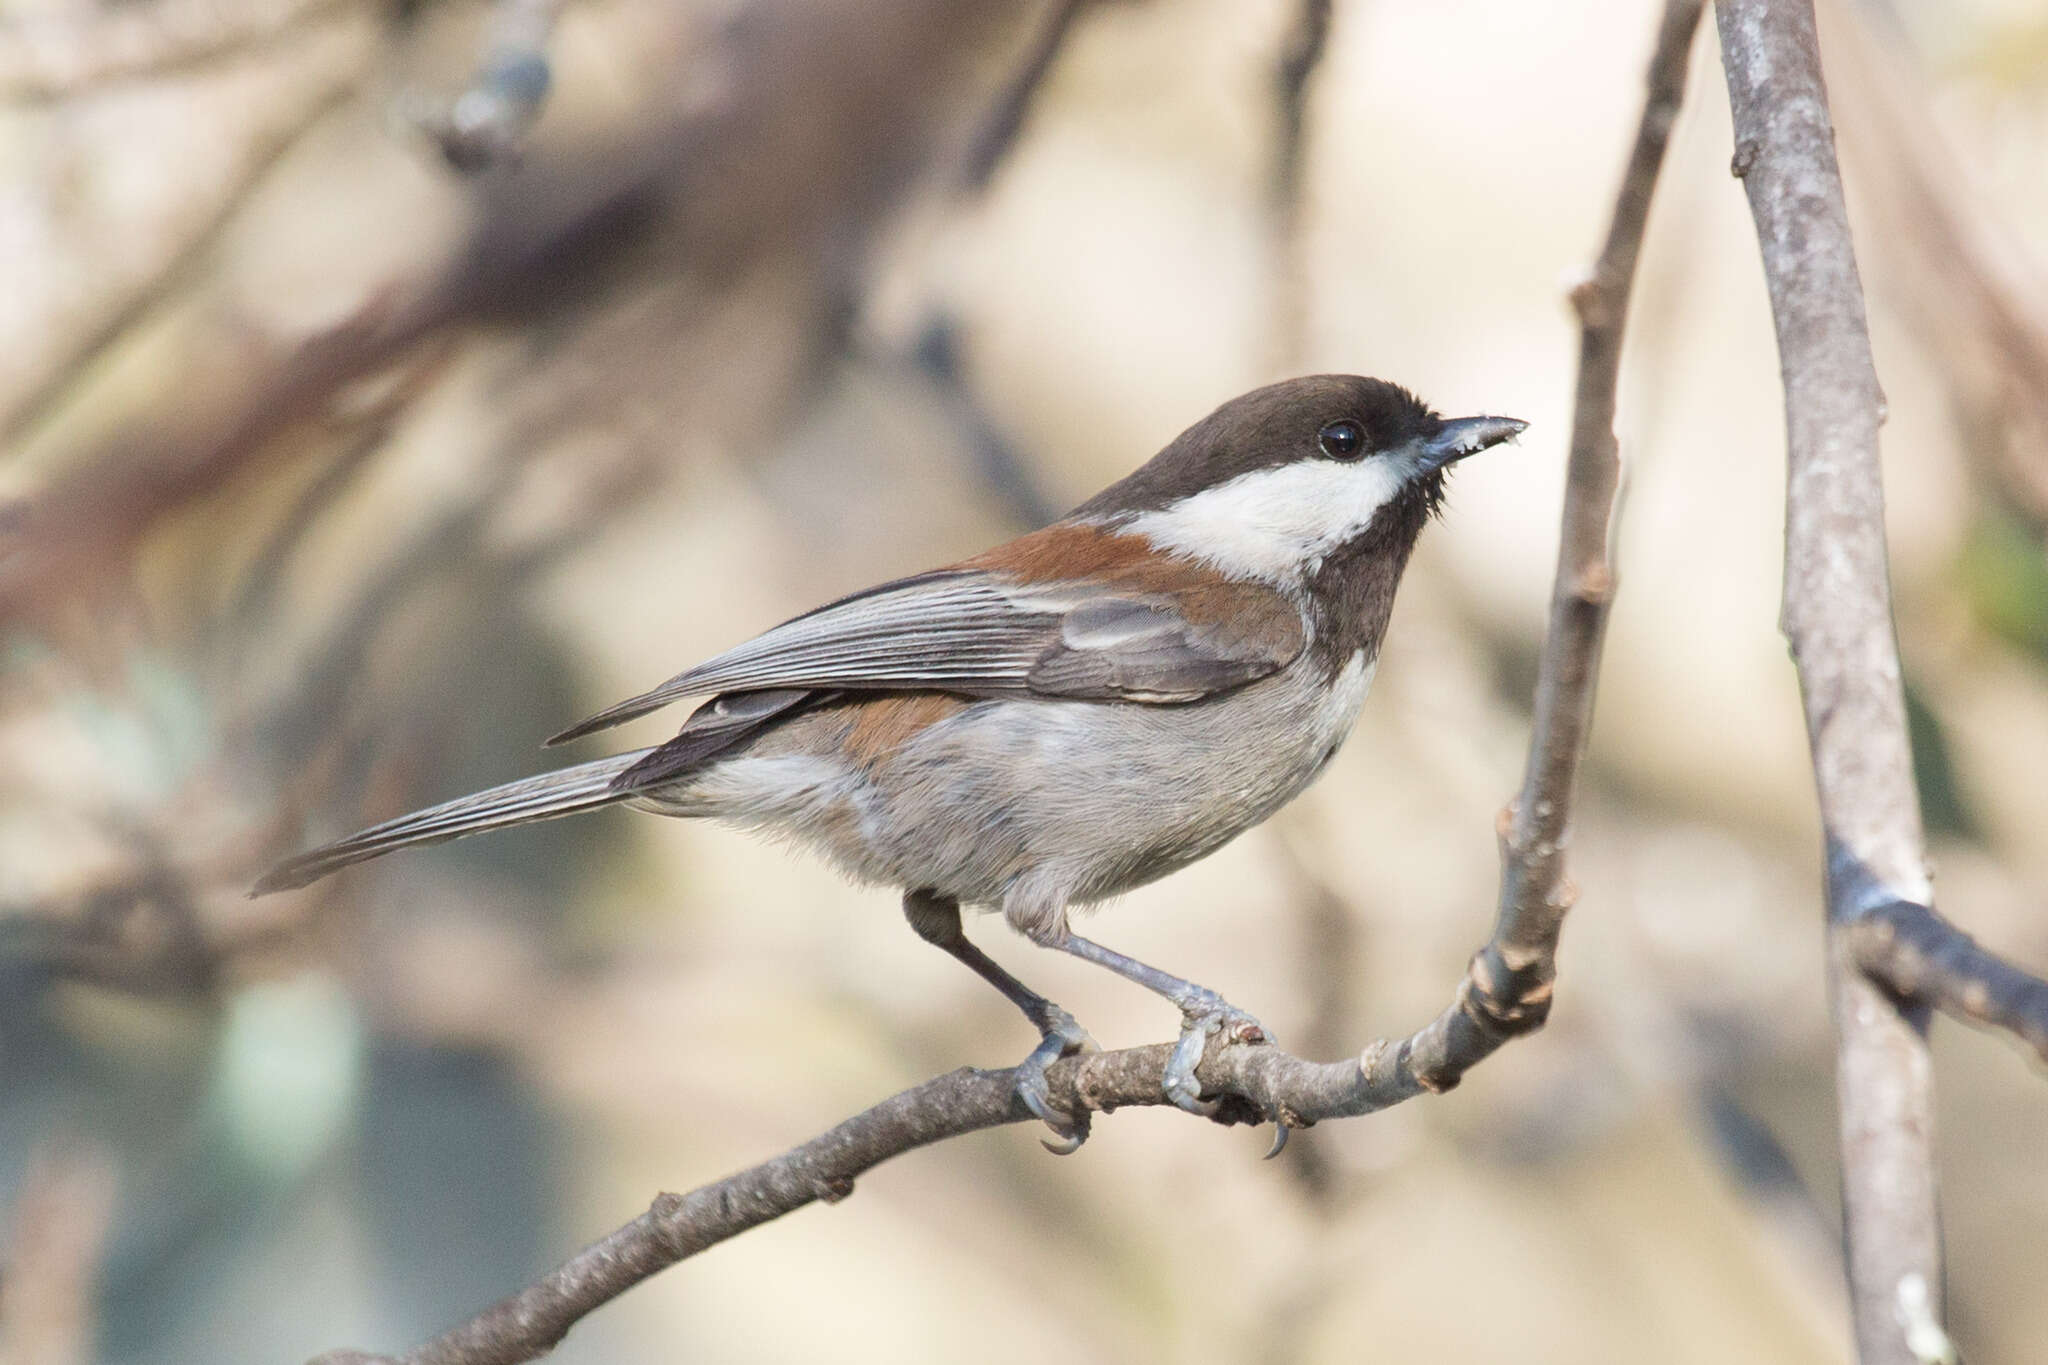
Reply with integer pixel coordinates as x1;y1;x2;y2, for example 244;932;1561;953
0;0;352;103
959;0;1096;194
0;1144;117;1365
1266;0;1333;369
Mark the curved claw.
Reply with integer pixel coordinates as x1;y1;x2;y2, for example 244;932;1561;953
1041;1127;1088;1157
1163;1005;1270;1119
1019;1072;1089;1162
1015;1012;1096;1153
1165;1023;1223;1116
1015;1066;1089;1152
1015;1074;1064;1125
1264;1122;1290;1160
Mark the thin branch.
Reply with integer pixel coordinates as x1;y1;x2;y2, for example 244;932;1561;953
1716;2;1945;1361
1475;0;1703;1031
223;342;459;649
958;0;1091;192
1271;0;1332;210
0;78;356;446
0;285;436;627
1819;5;2048;532
307;6;1707;1361
0;0;352;104
1714;2;2048;1354
299;1017;1604;1365
301;1046;1340;1365
1270;825;1363;1206
1848;899;2048;1067
1268;0;1332;367
907;316;1060;529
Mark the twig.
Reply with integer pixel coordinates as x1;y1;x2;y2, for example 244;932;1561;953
1848;899;2048;1066
908;317;1060;529
959;0;1091;192
0;285;434;627
223;343;459;650
1269;825;1361;1206
301;1016;1619;1365
1271;0;1332;210
0;0;351;104
1467;0;1702;1047
0;77;356;446
304;6;1705;1362
1268;0;1332;367
1717;2;1975;1360
1818;6;2048;531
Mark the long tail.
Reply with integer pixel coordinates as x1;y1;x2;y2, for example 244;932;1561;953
252;749;655;896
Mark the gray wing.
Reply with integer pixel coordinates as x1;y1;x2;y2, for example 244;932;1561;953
547;569;1305;745
1024;592;1298;701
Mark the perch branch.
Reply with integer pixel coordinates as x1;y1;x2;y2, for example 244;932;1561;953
307;4;1706;1361
1480;0;1702;998
305;1002;1622;1365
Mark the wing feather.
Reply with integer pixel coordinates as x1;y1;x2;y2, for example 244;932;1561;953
547;561;1306;745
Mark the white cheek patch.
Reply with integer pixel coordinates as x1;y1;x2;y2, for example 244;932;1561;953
1124;455;1417;584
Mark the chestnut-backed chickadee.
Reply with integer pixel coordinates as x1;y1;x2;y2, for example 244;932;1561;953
256;375;1524;1146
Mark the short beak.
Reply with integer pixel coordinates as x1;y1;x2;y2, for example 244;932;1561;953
1418;415;1527;472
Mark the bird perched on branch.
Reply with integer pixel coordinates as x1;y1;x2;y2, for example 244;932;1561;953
256;375;1524;1150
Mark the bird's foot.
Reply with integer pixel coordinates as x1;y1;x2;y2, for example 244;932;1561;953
1013;1007;1097;1154
1165;992;1270;1119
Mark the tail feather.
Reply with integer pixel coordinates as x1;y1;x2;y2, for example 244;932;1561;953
252;750;655;896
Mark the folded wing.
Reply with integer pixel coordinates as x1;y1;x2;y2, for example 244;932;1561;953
548;564;1306;746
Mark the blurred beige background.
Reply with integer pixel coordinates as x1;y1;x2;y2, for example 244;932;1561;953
3;0;2047;1362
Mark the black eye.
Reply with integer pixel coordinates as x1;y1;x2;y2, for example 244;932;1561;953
1318;420;1365;460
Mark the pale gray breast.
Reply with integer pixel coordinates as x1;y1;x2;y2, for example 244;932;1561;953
864;649;1377;910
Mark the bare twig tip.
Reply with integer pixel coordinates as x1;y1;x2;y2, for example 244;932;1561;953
1041;1131;1086;1156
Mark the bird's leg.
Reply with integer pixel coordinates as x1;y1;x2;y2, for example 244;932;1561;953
902;890;1096;1151
1024;922;1269;1119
